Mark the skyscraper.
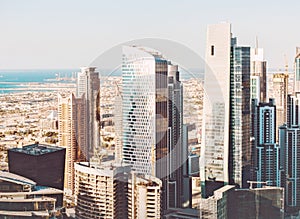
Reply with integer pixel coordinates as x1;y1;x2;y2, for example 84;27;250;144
278;49;300;214
251;99;282;187
58;93;86;195
122;46;168;176
279;94;300;214
114;84;123;164
294;47;300;95
272;73;288;137
122;46;184;211
250;43;267;103
58;93;77;195
76;67;101;160
200;23;232;196
167;63;184;208
229;38;251;187
200;23;251;197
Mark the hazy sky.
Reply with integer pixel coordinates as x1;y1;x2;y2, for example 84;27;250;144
0;0;299;70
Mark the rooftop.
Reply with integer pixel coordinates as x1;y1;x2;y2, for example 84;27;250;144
164;208;199;219
0;210;49;217
0;171;36;186
75;161;131;177
9;143;65;156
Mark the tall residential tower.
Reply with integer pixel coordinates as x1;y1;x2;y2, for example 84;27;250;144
76;67;101;160
58;93;86;195
251;99;282;187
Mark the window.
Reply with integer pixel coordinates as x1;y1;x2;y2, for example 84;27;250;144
211;45;215;56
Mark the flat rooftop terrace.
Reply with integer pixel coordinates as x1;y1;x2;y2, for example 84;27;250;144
9;143;64;156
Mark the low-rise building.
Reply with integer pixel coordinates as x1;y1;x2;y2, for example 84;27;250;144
0;171;63;218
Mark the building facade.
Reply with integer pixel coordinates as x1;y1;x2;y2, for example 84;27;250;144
74;161;130;219
167;63;184;208
229;39;251;187
250;45;267;103
58;93;86;196
272;73;289;139
201;23;251;196
8;144;65;206
114;86;123;164
251;99;283;187
76;67;101;160
122;46;185;210
128;174;162;219
250;75;261;101
279;95;300;214
0;171;63;218
200;185;284;219
200;23;232;196
294;47;300;94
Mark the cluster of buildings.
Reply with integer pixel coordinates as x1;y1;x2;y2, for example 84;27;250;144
200;22;300;218
2;22;300;219
0;49;203;218
55;46;200;218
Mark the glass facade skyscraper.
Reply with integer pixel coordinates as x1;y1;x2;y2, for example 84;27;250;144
122;46;185;211
229;40;251;187
122;46;168;177
167;64;184;208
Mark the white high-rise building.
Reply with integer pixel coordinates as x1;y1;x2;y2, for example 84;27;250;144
128;173;162;219
122;45;169;211
122;46;185;210
200;23;232;189
122;46;168;177
250;44;267;103
76;67;100;160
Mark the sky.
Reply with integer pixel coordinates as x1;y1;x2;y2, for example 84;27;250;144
0;0;299;70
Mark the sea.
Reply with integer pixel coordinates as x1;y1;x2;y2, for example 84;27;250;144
0;69;78;94
0;68;204;94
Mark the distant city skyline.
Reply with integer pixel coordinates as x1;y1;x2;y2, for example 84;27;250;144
0;0;299;70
